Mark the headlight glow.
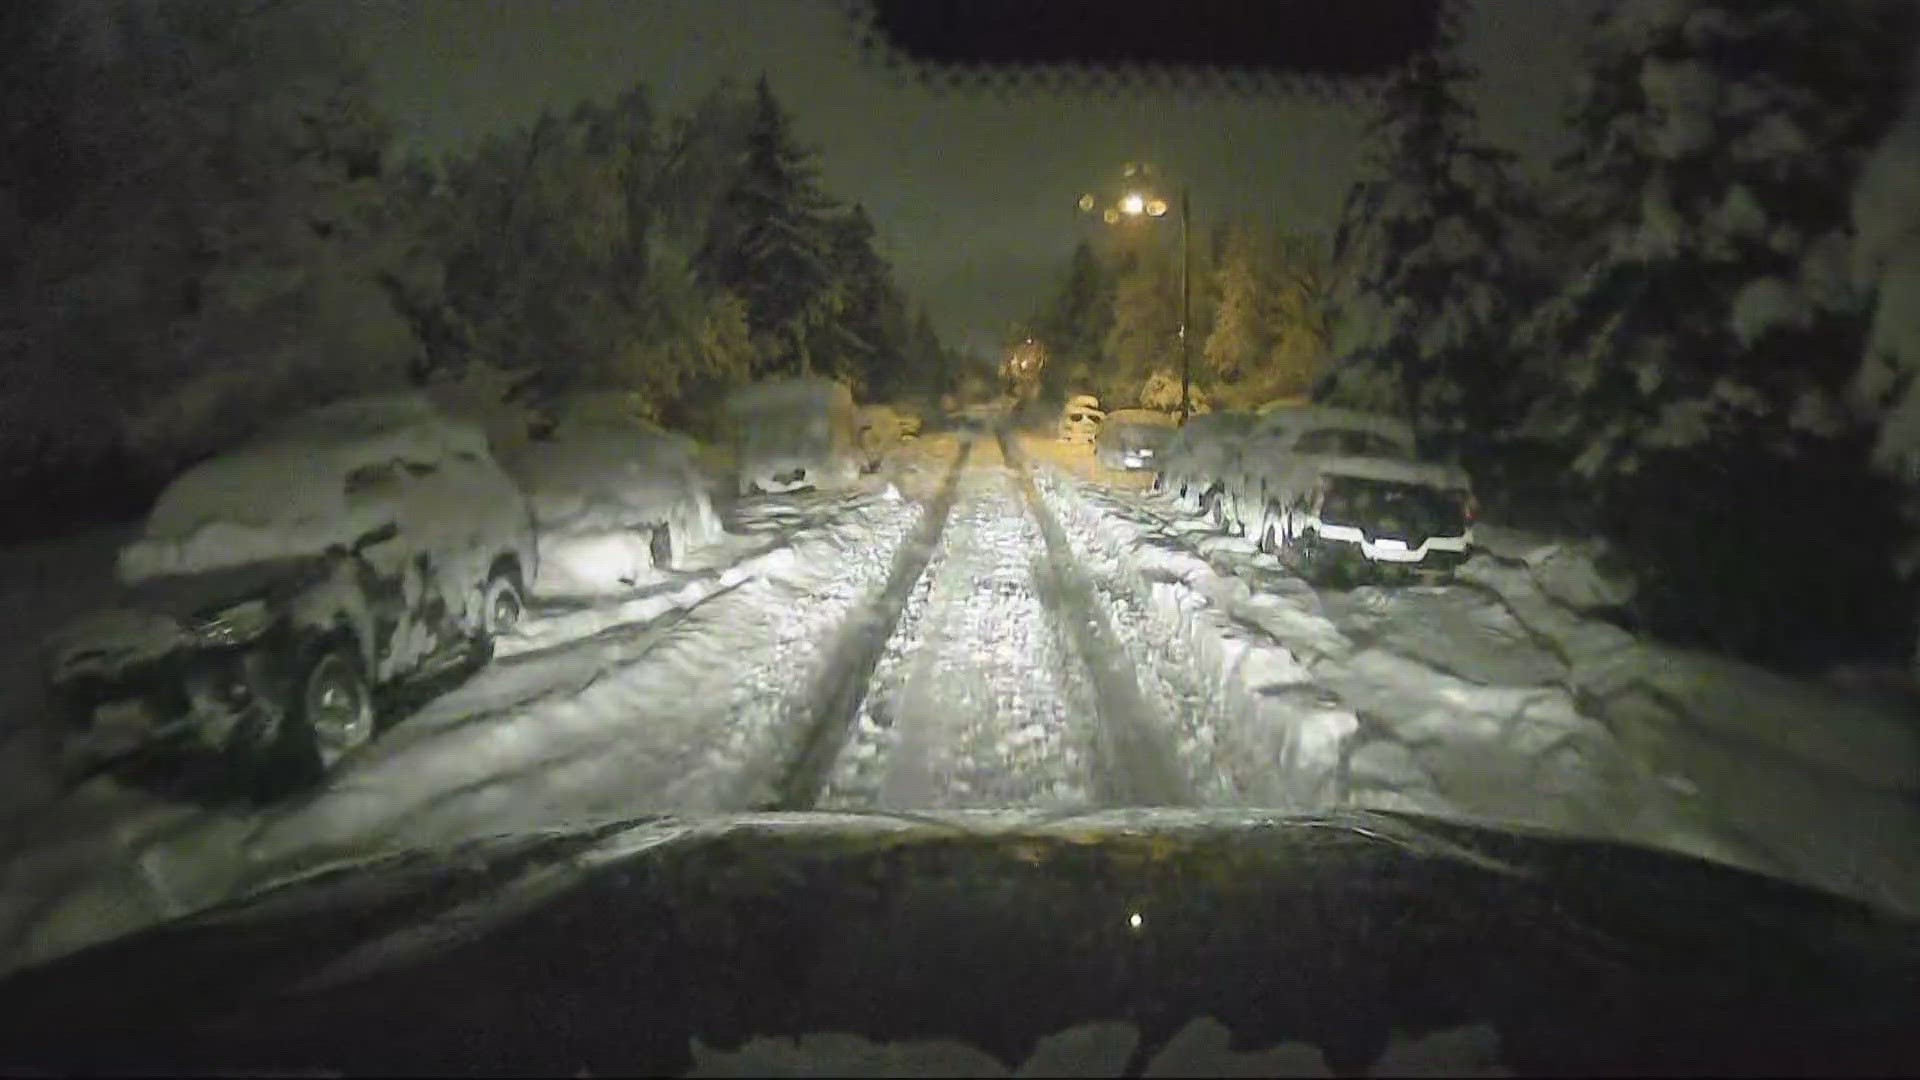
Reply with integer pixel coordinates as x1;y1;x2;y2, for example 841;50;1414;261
193;598;274;646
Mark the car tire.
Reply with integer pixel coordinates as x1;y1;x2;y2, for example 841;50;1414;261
1258;504;1283;556
229;638;371;803
650;524;674;572
482;567;524;636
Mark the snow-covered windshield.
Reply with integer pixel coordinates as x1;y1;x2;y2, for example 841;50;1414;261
6;0;1920;1024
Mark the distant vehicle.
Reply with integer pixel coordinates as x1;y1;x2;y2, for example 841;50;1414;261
1152;409;1258;506
856;404;922;462
502;400;722;598
44;394;538;800
722;379;863;494
1058;395;1104;444
1213;407;1476;581
1095;408;1178;470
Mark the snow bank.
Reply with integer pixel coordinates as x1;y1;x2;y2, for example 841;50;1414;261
1038;457;1920;917
501;421;723;599
1457;555;1920;914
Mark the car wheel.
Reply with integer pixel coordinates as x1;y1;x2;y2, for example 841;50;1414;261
1258;505;1283;556
299;646;375;771
1204;489;1226;530
229;639;371;802
482;568;524;638
650;524;674;571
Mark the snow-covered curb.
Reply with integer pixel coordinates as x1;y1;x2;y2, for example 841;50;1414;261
1036;465;1920;918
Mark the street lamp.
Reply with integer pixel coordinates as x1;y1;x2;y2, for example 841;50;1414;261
1081;165;1194;422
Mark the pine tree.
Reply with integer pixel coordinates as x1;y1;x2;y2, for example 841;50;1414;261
1203;225;1271;384
1102;249;1180;406
1033;241;1113;398
1542;0;1919;663
694;75;842;378
0;0;417;481
817;203;904;394
1319;48;1538;448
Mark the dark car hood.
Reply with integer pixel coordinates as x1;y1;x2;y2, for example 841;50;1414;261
46;557;326;684
1;809;1916;1077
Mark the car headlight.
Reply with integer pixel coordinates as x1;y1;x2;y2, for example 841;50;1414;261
191;598;275;646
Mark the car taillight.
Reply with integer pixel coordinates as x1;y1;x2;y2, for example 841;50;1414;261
1464;493;1479;523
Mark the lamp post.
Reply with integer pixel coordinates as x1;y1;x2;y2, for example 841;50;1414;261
1080;165;1192;423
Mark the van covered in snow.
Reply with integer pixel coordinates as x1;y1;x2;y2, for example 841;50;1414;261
721;378;863;494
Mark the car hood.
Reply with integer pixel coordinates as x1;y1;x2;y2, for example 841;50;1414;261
46;557;321;683
0;809;1914;1077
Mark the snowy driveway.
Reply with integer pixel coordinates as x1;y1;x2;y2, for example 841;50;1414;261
3;426;1918;982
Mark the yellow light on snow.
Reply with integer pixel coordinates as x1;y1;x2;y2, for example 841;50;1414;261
1145;198;1169;218
1078;193;1097;212
1103;208;1121;224
1119;193;1146;216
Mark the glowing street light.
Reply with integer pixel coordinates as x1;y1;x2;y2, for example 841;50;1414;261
1076;165;1195;422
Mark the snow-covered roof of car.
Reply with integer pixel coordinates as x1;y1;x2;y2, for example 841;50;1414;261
503;422;706;532
1254;406;1415;445
254;392;491;458
119;394;498;583
1104;409;1178;427
1314;453;1471;490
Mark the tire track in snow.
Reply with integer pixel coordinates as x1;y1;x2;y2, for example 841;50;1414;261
1000;431;1190;807
816;436;1101;811
764;438;976;810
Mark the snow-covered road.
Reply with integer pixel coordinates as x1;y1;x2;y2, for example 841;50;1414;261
3;425;1918;981
820;436;1108;810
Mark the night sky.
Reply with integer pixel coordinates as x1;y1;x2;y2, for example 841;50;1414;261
338;0;1596;355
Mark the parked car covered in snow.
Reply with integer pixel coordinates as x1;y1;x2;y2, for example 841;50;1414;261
1094;408;1179;470
502;402;722;599
722;379;863;494
1152;409;1257;507
1057;395;1104;444
43;394;538;799
856;404;922;461
1211;407;1476;580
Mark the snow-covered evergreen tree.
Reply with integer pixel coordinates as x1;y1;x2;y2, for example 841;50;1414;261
1318;48;1539;447
0;0;416;486
1101;250;1181;407
1542;0;1919;663
1034;241;1114;400
694;76;844;378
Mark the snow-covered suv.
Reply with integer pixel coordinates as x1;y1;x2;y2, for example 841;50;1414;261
1152;409;1256;507
44;394;538;799
1211;407;1476;580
